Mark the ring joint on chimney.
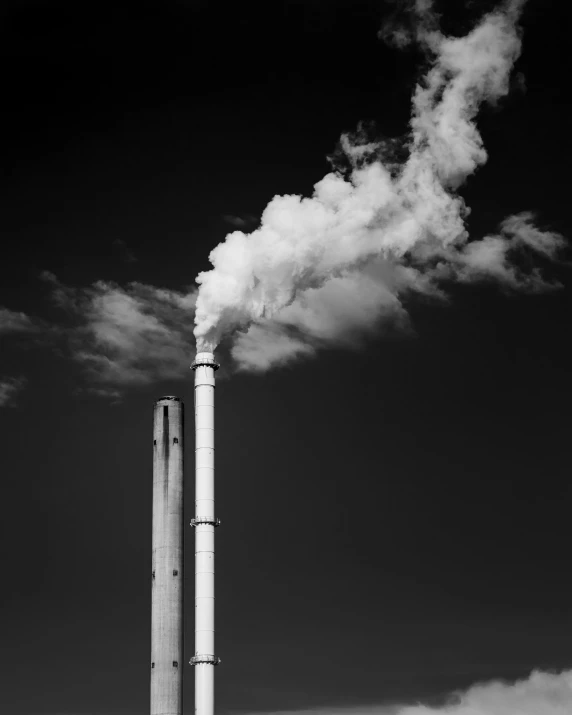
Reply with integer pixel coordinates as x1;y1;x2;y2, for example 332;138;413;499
190;655;221;666
191;355;220;371
191;517;221;527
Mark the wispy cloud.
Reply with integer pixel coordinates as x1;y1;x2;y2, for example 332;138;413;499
112;238;138;264
0;376;27;407
77;385;124;401
43;272;197;389
223;214;259;229
0;307;38;334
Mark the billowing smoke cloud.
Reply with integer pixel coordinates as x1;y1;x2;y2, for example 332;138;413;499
194;0;564;371
245;669;572;715
43;273;197;388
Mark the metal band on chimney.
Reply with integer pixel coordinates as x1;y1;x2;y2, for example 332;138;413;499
190;655;221;666
191;355;220;371
191;517;221;527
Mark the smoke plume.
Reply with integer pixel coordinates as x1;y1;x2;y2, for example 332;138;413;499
194;0;563;371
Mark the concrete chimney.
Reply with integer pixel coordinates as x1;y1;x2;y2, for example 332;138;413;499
190;352;220;715
151;396;184;715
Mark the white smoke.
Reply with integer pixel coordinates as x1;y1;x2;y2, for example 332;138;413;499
194;0;564;371
241;669;572;715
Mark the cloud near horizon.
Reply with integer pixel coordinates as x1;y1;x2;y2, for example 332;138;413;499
241;669;572;715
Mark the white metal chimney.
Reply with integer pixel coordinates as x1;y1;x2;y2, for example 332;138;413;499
190;352;220;715
151;396;184;715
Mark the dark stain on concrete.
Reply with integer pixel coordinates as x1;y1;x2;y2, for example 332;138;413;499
163;405;170;492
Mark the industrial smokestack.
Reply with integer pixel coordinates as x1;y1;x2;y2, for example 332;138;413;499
191;352;220;715
151;396;184;715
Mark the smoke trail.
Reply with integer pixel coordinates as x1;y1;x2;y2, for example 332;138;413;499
194;0;563;370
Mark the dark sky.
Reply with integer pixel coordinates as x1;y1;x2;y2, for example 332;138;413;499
1;1;571;714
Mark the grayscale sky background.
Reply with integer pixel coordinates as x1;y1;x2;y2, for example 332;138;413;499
0;1;571;713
